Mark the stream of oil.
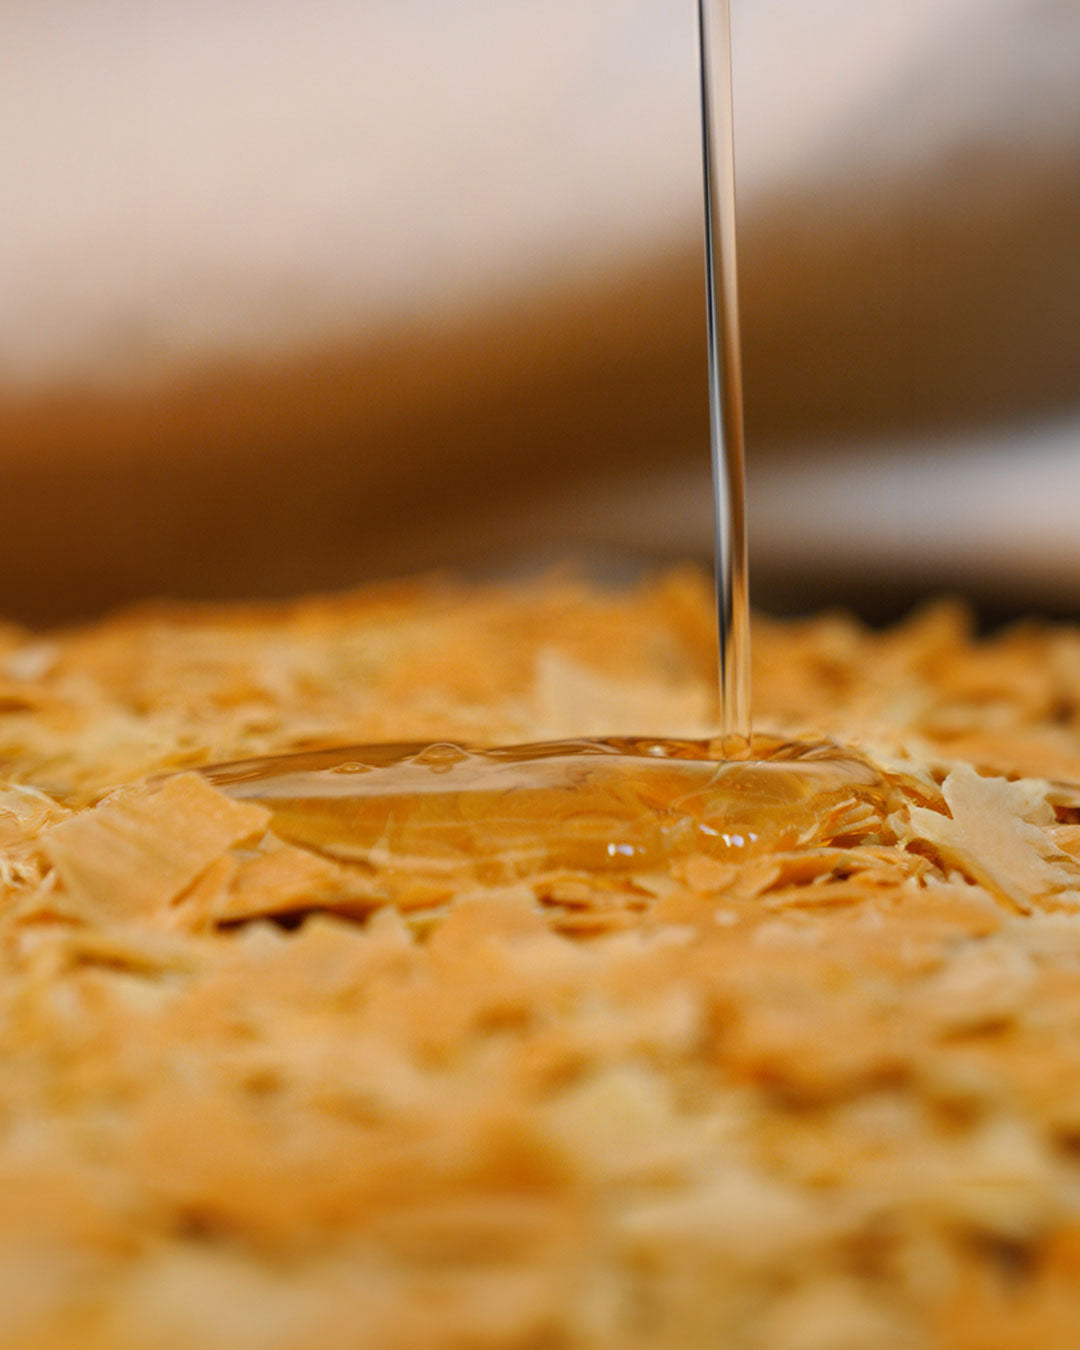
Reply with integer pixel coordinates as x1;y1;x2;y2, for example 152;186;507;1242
697;0;751;746
195;3;884;881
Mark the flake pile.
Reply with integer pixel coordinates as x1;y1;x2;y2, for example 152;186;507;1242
4;572;1080;1348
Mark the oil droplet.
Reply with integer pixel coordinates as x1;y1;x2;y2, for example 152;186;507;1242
202;737;884;887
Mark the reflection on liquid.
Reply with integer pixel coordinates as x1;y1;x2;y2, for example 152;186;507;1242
202;736;885;885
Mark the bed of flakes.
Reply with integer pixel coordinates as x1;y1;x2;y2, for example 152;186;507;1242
4;571;1080;1348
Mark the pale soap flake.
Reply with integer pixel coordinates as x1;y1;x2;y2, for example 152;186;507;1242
905;764;1080;912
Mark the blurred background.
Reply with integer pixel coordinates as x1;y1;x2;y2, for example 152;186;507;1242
2;0;1078;626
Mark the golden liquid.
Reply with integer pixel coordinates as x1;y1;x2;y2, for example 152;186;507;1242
192;8;887;879
202;737;884;886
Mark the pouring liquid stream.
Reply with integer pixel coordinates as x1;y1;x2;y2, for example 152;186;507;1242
698;0;751;748
194;3;884;883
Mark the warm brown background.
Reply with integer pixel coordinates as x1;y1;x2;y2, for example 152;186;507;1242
5;153;1077;626
3;1;1078;627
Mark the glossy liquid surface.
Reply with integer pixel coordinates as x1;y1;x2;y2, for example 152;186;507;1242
203;738;884;885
